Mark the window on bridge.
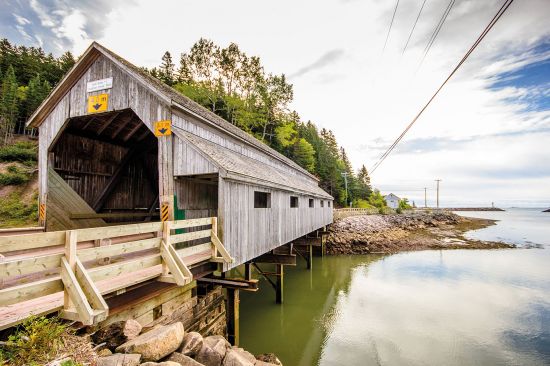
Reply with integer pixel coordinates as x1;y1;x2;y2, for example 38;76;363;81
290;196;299;208
321;200;325;207
254;191;271;208
328;201;331;207
309;199;314;208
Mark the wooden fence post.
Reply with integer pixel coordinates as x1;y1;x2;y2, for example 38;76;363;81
162;221;172;276
211;217;218;258
64;230;77;310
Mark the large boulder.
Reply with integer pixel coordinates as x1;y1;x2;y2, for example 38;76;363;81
140;362;180;366
96;353;141;366
195;344;222;366
179;332;203;357
203;335;229;359
222;348;256;366
167;352;204;366
92;320;143;350
115;322;184;361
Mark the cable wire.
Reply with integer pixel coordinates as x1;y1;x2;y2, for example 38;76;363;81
418;0;456;69
383;0;401;53
402;0;428;55
370;0;515;174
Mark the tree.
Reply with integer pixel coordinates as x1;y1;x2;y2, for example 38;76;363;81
0;65;19;144
159;51;175;86
357;165;373;199
292;138;315;172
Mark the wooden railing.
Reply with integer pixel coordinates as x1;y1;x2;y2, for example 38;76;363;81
0;217;233;330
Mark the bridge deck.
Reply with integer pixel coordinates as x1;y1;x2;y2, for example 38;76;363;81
0;218;233;330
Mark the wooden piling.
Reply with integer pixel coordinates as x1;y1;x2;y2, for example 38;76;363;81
226;288;240;346
276;264;284;304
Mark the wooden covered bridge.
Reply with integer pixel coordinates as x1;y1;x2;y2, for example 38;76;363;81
0;42;333;335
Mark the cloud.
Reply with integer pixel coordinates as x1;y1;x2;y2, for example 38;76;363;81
289;49;345;79
0;0;134;54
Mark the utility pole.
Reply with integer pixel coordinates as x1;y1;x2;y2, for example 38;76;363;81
435;179;442;208
341;172;350;208
424;187;427;208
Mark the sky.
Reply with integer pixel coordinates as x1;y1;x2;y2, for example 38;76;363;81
1;0;549;207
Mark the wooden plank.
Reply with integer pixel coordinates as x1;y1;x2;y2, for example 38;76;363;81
254;253;296;266
211;233;233;263
171;229;211;244
172;217;211;230
60;257;94;325
0;230;65;253
75;258;108;320
64;230;77;309
76;222;162;242
168;242;192;279
0;277;63;306
88;254;161;283
70;212;159;219
159;241;187;286
78;237;161;262
0;253;62;278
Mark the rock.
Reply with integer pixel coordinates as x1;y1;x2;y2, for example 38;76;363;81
255;353;282;365
97;348;113;357
140;362;180;366
255;362;279;366
195;344;222;366
116;322;185;361
96;353;141;366
179;332;203;357
167;352;203;366
93;319;143;350
203;335;229;359
222;348;256;366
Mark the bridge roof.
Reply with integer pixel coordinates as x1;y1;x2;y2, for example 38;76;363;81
174;129;333;199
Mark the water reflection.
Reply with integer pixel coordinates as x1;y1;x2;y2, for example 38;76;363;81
239;209;550;366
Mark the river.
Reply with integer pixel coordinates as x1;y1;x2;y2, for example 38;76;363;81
238;208;550;366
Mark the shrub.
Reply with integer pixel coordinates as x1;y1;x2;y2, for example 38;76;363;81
0;191;38;227
0;316;67;366
0;165;30;186
0;141;37;162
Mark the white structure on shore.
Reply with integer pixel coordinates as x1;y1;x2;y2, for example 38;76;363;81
384;193;401;209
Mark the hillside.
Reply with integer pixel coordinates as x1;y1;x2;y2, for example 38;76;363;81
0;137;39;227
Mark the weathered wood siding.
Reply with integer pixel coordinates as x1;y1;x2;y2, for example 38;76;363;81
175;178;218;219
220;179;333;270
38;53;172;225
173;137;218;176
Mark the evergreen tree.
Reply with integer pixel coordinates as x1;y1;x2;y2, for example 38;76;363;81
159;51;175;86
357;165;373;199
292;138;315;172
0;65;19;144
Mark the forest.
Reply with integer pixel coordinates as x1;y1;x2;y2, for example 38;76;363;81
0;37;375;207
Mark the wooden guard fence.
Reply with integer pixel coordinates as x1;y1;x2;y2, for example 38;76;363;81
0;217;233;330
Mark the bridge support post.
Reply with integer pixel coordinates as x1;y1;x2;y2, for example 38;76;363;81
226;288;240;346
276;264;283;304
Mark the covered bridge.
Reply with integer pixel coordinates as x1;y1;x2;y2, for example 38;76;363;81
26;42;333;271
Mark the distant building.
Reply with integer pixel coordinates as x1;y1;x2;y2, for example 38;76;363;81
384;193;401;209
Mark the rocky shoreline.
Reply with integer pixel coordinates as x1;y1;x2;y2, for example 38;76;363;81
326;211;514;255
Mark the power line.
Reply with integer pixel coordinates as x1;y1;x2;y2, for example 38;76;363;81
383;0;400;53
402;0;428;55
370;0;515;174
418;0;456;69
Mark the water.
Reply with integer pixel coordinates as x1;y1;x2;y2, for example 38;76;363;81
239;208;550;366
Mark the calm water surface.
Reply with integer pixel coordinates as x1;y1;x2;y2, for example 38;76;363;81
239;208;550;366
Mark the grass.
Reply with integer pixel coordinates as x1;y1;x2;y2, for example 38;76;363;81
0;191;38;228
0;316;67;366
0;317;92;366
0;141;37;163
0;165;31;186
